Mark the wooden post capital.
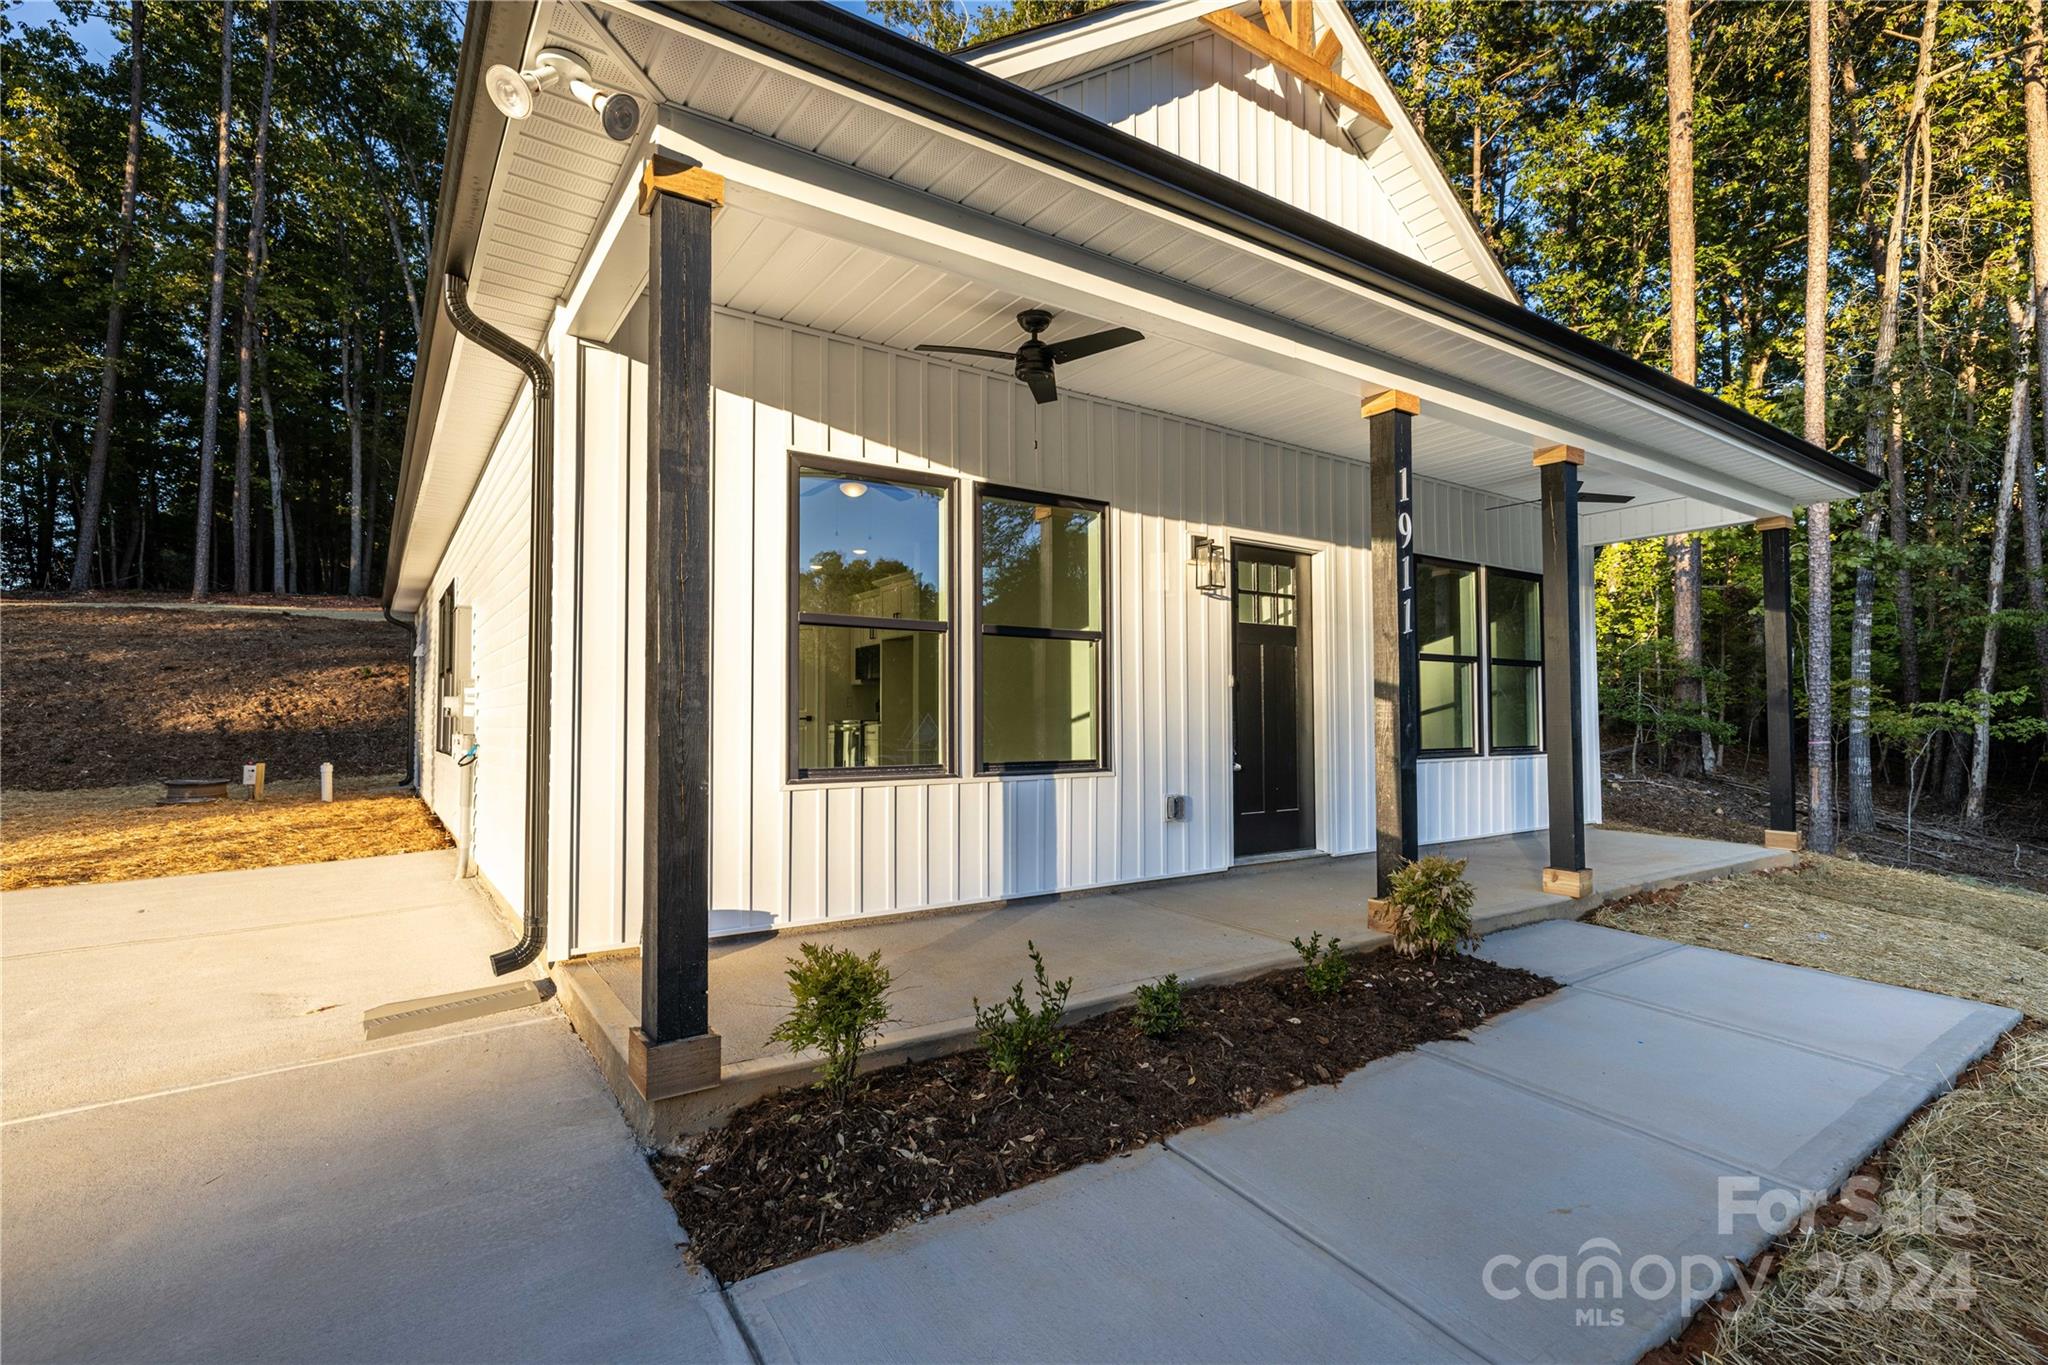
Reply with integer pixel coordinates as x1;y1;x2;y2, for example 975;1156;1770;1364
1360;389;1420;418
1754;514;1794;532
1532;444;1585;467
638;155;726;215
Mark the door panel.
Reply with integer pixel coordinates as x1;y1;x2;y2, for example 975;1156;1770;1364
1233;545;1313;857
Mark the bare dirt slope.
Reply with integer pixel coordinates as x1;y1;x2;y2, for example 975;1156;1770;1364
1;603;411;789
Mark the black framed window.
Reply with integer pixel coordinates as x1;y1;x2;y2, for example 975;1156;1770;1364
1487;569;1544;751
791;457;952;779
975;486;1108;772
435;582;456;755
1417;559;1478;754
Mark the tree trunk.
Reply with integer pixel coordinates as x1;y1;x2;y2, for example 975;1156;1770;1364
230;0;278;597
2023;0;2048;721
1804;0;1836;853
1847;0;1938;832
190;0;234;600
343;319;365;598
1663;0;1710;774
257;320;287;595
71;0;146;592
1965;349;2029;827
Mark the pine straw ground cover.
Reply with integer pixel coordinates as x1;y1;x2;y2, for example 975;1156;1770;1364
656;950;1556;1282
0;777;450;890
1599;857;2048;1364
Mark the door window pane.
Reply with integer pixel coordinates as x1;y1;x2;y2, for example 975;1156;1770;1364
797;624;945;770
1490;661;1541;750
1416;561;1477;655
981;636;1099;766
1489;573;1542;662
979;497;1103;631
797;468;945;620
1419;658;1474;752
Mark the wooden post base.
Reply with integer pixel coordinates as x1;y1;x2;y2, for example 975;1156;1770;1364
629;1028;722;1101
1763;828;1803;851
1541;866;1594;898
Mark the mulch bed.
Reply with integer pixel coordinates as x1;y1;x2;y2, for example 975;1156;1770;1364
655;949;1557;1282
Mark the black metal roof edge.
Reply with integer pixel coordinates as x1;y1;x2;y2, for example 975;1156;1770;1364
650;0;1880;496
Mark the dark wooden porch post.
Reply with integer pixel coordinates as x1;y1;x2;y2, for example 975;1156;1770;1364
1757;514;1802;850
631;156;724;1100
1537;444;1591;897
1366;389;1420;903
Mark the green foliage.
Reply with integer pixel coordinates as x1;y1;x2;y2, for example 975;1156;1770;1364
1132;973;1185;1040
866;0;1114;53
1385;855;1480;959
973;941;1073;1081
1289;932;1350;1001
767;942;895;1098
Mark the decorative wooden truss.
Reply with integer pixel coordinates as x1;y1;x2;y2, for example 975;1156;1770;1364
1199;3;1390;131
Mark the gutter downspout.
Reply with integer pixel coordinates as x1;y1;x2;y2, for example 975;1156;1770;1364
442;271;553;975
382;603;419;790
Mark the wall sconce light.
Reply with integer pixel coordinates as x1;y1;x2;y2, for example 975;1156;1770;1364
1190;534;1229;599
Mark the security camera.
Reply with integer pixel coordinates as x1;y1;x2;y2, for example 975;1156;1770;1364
484;48;642;141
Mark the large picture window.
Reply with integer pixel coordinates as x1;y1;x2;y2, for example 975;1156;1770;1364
435;582;456;755
791;458;952;778
976;487;1108;771
1416;558;1544;756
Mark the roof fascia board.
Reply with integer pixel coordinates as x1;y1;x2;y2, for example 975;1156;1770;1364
1311;0;1516;301
383;0;541;612
629;0;1876;500
647;101;1787;519
966;0;1229;78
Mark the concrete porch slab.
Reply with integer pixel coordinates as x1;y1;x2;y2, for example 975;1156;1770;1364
564;828;1792;1141
727;1144;1481;1364
1472;918;1681;984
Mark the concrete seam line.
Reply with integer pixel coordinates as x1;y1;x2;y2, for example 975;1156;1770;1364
712;1284;766;1365
1414;1044;1804;1194
1;1014;559;1128
1569;982;1922;1080
1158;1139;1500;1364
1553;939;1686;986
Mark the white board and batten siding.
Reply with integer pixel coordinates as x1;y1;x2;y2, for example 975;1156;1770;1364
1034;28;1481;287
561;309;1378;953
1409;479;1602;841
418;387;534;916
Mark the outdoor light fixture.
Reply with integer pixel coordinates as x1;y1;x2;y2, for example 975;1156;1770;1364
484;48;642;141
839;480;868;498
1190;534;1229;598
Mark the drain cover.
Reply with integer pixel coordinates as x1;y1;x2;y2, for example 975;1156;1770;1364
362;979;554;1040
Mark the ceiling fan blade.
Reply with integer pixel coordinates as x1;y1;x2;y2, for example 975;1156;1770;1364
1580;492;1635;505
1022;369;1060;404
1044;327;1143;364
914;344;1018;360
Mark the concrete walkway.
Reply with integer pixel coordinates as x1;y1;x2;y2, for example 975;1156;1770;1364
568;826;1789;1136
0;853;747;1363
725;921;2017;1364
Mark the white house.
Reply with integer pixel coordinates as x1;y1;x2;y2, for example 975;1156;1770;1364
383;0;1877;1097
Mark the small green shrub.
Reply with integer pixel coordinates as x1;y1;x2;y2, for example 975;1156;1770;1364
767;941;894;1098
1132;973;1185;1039
1386;854;1480;959
1290;931;1350;1000
973;941;1073;1081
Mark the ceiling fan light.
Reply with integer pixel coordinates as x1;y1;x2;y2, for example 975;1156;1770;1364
839;480;868;499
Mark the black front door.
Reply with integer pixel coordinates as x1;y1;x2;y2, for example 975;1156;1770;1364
1233;544;1313;857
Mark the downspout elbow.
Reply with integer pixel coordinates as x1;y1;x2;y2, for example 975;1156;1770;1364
442;272;554;976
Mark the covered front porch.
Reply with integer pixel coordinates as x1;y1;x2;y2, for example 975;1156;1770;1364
558;826;1792;1140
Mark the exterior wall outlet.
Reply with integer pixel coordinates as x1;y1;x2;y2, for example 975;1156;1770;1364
1164;794;1189;822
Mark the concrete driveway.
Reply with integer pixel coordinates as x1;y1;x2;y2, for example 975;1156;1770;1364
1;852;746;1364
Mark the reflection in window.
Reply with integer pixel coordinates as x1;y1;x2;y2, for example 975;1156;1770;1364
978;491;1107;770
1415;558;1544;755
1488;570;1543;750
1417;561;1479;753
1236;558;1298;625
793;463;951;776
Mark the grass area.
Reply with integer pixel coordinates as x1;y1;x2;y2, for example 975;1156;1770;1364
0;776;450;890
1596;856;2048;1364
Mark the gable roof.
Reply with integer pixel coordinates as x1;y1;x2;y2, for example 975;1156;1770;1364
962;0;1517;300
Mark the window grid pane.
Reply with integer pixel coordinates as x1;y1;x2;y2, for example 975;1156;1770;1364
978;489;1107;769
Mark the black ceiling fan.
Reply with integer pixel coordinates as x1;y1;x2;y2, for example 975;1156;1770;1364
1487;491;1635;511
915;309;1144;404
